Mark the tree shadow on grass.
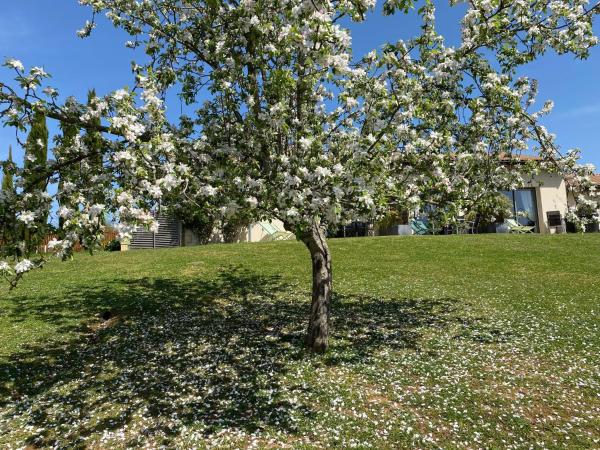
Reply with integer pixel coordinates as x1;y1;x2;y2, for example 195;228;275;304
0;267;509;448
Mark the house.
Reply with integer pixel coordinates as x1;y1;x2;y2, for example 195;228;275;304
375;157;599;235
504;169;569;234
464;168;598;234
492;154;576;234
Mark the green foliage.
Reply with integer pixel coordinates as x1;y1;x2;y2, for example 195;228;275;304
376;207;409;231
23;111;49;241
222;216;250;243
467;192;513;225
83;90;102;165
83;89;104;206
169;202;216;246
574;202;597;220
383;0;415;15
1;145;14;193
103;238;121;252
24;110;48;191
189;216;216;245
0;146;16;248
57;116;80;229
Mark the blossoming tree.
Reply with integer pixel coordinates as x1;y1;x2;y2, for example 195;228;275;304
0;0;598;351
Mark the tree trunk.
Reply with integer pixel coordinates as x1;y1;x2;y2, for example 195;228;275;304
300;221;332;353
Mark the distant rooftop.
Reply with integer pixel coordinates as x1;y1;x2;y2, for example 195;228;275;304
498;153;542;162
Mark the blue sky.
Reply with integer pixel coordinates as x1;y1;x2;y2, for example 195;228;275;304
1;0;599;170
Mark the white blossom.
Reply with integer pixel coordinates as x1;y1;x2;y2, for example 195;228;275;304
58;206;73;219
30;66;48;77
14;259;34;274
4;58;24;72
112;89;129;101
47;239;63;250
299;137;313;150
17;211;36;226
89;204;105;219
200;185;217;196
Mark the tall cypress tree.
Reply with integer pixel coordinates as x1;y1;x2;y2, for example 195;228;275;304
23;111;49;242
83;89;105;223
1;146;16;249
1;145;14;193
24;110;49;192
57;120;79;229
84;90;103;178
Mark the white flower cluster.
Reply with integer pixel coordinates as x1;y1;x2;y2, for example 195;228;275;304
4;58;25;72
111;115;146;142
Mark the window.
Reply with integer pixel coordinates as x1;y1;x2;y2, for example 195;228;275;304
500;189;538;231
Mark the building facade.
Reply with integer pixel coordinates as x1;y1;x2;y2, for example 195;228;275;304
506;171;571;234
375;170;599;236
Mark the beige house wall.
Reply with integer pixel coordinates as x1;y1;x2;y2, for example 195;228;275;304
522;172;569;234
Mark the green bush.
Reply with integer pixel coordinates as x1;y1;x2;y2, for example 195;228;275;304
104;239;121;252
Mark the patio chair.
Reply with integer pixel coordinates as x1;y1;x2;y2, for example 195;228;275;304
411;219;433;235
505;218;534;234
258;221;295;241
454;218;475;235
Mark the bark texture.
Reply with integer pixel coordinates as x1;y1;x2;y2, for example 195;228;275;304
300;221;332;353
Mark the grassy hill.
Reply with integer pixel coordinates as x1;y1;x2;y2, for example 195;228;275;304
1;234;599;448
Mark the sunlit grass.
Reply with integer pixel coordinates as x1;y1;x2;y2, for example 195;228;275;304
1;234;599;448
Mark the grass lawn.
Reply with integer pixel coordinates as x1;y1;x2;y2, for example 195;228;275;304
0;234;599;449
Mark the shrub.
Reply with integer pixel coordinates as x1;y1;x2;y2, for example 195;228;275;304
104;239;121;252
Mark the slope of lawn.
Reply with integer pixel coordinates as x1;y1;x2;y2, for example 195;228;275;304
0;234;599;448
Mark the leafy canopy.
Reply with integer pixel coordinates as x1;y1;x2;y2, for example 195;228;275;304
0;0;598;283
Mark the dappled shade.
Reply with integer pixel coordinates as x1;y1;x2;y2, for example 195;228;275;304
0;267;491;448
